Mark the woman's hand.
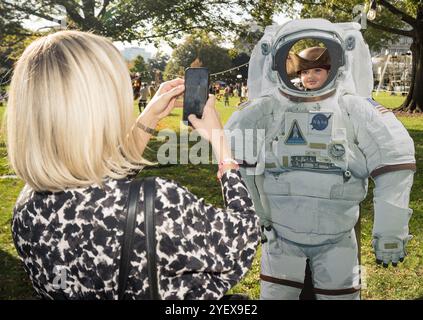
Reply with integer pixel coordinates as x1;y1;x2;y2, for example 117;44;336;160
188;95;232;162
140;78;185;126
187;95;223;141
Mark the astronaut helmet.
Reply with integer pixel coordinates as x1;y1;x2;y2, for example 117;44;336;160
247;19;373;101
271;23;346;102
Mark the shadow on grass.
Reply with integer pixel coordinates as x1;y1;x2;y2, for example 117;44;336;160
407;129;423;135
0;250;37;300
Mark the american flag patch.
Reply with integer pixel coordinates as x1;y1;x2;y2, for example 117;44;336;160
367;98;391;114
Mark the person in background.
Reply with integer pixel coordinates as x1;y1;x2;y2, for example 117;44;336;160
132;76;141;101
148;81;157;98
138;82;149;113
224;85;230;107
240;83;248;103
233;86;239;99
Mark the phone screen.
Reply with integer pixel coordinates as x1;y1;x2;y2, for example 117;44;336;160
183;67;209;126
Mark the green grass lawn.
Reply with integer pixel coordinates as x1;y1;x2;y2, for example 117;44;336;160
371;91;408;109
0;93;422;300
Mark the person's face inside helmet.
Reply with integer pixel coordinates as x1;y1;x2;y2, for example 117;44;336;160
299;67;329;90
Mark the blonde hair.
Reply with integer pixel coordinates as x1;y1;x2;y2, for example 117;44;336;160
6;30;146;192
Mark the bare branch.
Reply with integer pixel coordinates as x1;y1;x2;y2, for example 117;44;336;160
54;0;85;26
81;0;95;18
2;1;58;23
367;20;414;38
138;25;206;41
97;0;111;18
379;0;416;27
329;3;352;15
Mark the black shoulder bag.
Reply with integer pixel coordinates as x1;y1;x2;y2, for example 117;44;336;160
118;177;160;300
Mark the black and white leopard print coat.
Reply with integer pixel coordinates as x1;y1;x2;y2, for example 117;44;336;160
11;169;260;300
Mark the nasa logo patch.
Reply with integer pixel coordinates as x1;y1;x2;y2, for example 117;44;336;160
310;113;332;131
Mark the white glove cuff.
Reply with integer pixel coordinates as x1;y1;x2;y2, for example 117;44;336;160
373;198;412;240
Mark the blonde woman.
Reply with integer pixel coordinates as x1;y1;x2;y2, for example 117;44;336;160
6;30;259;300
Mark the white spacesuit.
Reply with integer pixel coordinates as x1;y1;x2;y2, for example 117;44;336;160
224;19;416;300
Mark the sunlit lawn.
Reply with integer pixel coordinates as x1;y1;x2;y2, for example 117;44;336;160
371;91;408;109
0;93;422;299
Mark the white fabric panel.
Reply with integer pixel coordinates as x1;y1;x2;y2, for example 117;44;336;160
373;198;412;240
373;170;414;208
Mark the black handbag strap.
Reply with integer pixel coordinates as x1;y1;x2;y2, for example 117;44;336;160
118;177;143;300
118;177;159;300
143;177;159;300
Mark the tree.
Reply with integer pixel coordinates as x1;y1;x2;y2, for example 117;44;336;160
249;0;285;29
287;0;423;113
147;52;169;83
148;52;169;73
163;33;232;79
0;2;36;87
0;1;26;38
163;59;185;80
1;0;293;85
216;50;250;84
130;55;152;82
1;0;280;43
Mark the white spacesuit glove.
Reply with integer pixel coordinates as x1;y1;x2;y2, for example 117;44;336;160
372;170;414;268
372;235;412;267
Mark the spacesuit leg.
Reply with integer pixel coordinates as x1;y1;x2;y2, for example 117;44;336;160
309;230;361;300
260;230;308;300
260;281;302;300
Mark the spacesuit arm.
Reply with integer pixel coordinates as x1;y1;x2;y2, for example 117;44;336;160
224;98;274;230
238;166;271;230
371;170;414;267
344;95;416;267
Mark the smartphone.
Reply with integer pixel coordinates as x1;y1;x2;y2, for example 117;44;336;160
183;67;209;126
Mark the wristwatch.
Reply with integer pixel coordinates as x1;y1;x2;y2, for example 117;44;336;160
136;121;158;135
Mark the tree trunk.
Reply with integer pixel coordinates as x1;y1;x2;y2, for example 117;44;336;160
396;32;423;113
396;11;423;113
